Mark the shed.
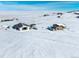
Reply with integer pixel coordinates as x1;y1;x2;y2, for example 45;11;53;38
47;24;66;31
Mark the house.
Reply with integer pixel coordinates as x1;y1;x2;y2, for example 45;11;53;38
57;12;63;18
74;12;79;15
76;16;79;18
43;14;49;17
12;23;37;32
0;18;18;22
57;12;63;15
12;23;30;31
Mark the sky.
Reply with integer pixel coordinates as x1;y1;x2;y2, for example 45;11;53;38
0;1;79;12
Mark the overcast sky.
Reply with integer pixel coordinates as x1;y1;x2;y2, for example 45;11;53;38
0;1;79;11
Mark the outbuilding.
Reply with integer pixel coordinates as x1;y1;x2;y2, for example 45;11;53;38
47;24;66;31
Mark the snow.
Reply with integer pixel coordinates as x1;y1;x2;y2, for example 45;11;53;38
0;11;79;58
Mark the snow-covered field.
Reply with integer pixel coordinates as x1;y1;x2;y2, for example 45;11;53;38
0;11;79;58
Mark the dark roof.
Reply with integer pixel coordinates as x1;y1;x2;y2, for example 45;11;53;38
12;23;29;30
